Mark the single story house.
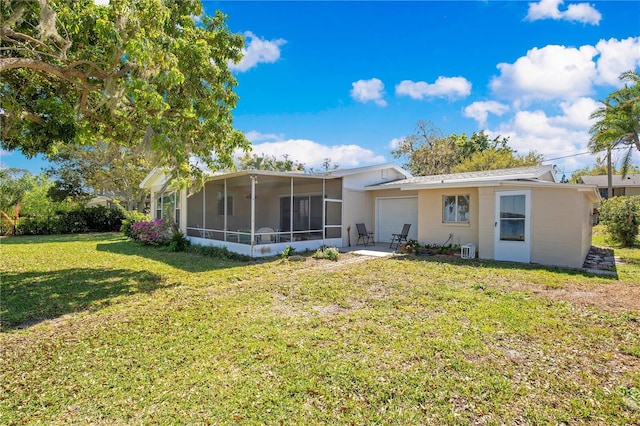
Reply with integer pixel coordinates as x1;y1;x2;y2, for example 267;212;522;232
140;164;600;268
579;174;640;199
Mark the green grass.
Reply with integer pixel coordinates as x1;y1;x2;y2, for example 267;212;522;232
1;232;639;424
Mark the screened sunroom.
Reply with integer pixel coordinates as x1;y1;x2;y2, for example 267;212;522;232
184;171;343;257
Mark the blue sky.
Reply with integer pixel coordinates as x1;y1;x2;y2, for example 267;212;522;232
2;0;639;177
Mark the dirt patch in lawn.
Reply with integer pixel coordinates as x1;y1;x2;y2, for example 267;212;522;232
531;283;640;312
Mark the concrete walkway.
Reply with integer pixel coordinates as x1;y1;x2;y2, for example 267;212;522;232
340;242;398;257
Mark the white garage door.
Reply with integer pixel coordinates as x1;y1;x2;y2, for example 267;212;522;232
376;197;418;243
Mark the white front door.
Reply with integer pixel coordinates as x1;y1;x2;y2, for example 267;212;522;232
494;190;531;263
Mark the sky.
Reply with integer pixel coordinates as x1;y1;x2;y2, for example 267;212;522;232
2;0;639;178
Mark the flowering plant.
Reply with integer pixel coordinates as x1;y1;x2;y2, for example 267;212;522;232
131;219;171;245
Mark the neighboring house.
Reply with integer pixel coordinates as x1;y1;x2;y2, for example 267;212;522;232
86;195;115;208
579;174;640;199
140;164;600;268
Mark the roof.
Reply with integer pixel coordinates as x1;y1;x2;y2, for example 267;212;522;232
579;174;640;188
368;165;556;190
140;163;411;189
322;163;412;179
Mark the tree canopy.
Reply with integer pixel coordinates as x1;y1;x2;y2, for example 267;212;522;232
46;143;153;210
391;120;540;175
589;70;640;177
1;0;249;181
236;153;305;172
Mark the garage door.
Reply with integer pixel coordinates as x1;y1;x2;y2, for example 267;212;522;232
376;197;418;243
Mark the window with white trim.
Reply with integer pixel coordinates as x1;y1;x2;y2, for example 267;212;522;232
443;195;470;223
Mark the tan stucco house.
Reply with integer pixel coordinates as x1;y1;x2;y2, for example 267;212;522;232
140;164;600;268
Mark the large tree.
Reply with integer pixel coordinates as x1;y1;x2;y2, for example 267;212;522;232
391;120;521;175
46;142;153;210
589;70;640;196
453;149;543;173
1;0;249;180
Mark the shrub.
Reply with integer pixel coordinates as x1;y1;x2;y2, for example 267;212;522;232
281;245;296;258
313;246;340;261
168;230;190;252
131;219;171;245
121;210;150;238
401;239;421;254
14;206;126;235
187;244;251;261
598;195;640;247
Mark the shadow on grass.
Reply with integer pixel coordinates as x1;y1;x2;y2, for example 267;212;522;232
392;252;619;280
1;267;163;331
96;240;258;273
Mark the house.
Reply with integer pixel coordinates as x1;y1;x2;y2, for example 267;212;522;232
139;164;411;257
140;164;600;268
579;174;640;199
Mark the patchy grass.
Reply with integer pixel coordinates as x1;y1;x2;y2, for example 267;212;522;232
1;232;639;424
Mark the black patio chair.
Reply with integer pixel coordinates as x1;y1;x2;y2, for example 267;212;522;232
356;223;374;246
389;223;411;249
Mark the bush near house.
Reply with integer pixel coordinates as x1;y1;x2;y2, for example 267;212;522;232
598;195;640;247
8;205;129;235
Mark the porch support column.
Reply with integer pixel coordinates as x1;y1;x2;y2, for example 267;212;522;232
223;179;228;241
290;177;294;242
250;175;257;246
322;179;326;246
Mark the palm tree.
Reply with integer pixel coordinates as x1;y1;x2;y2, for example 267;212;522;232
589;70;640;197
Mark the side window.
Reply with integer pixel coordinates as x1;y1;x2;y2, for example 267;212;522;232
443;195;470;223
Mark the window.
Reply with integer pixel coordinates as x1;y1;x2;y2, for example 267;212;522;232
443;195;470;223
217;191;233;216
155;191;180;225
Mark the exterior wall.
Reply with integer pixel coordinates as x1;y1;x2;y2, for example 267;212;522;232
529;187;592;268
477;187;495;260
342;188;373;246
626;187;640;196
417;187;480;248
342;168;406;190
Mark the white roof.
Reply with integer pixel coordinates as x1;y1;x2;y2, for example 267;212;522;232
368;165;556;190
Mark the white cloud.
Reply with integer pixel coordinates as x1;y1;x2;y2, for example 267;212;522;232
550;97;600;129
388;137;404;150
491;44;598;101
526;0;601;25
485;101;601;174
463;101;510;128
229;31;286;72
244;138;386;169
594;37;640;86
350;78;387;106
244;130;283;143
490;38;640;103
395;76;472;100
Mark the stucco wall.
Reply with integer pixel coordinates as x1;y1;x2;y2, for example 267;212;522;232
529;187;592;268
342;188;372;246
626;187;640;196
417;187;480;248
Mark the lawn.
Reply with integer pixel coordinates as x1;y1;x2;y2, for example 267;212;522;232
1;232;639;424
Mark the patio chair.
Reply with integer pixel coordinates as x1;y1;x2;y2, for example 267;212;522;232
356;223;374;246
389;223;411;249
